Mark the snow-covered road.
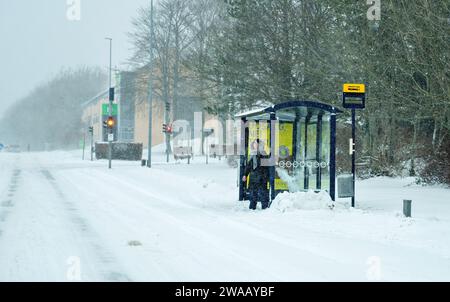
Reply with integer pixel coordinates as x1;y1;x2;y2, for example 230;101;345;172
0;150;449;281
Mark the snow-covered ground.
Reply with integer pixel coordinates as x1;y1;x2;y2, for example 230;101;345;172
0;148;449;282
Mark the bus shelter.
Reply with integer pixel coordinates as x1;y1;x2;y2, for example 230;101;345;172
236;100;342;202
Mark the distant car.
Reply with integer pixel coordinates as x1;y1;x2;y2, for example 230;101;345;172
5;145;21;153
0;143;4;151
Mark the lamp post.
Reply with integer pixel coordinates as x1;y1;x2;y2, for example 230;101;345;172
147;0;154;168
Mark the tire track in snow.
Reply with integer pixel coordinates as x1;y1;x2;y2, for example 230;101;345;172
0;168;22;238
40;169;132;282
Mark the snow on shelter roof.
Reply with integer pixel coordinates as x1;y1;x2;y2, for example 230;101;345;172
235;100;342;120
235;107;268;118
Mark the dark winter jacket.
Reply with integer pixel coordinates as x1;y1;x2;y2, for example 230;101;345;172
244;152;270;189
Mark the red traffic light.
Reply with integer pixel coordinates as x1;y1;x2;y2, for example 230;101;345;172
163;124;173;134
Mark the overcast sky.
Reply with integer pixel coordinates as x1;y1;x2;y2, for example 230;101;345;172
0;0;151;118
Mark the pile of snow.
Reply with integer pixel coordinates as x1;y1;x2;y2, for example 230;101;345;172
271;190;335;212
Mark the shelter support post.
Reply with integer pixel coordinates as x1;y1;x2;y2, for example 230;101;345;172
304;114;311;190
316;114;323;190
269;113;277;202
330;114;337;201
239;118;248;201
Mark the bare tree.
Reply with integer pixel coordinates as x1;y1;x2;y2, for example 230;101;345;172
130;0;200;156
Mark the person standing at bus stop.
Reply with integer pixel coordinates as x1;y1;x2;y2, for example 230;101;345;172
242;139;271;210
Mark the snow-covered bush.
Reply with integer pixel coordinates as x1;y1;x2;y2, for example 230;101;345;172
95;142;143;161
419;138;450;186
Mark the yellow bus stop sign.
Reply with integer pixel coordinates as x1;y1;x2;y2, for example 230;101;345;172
343;83;366;94
343;83;366;109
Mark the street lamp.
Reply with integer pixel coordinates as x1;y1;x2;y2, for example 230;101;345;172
147;0;155;168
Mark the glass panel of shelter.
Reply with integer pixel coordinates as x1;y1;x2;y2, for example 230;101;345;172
275;107;331;193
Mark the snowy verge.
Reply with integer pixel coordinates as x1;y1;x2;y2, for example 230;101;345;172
270;190;336;212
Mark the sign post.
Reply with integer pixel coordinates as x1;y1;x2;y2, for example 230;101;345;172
351;108;356;208
343;83;366;208
203;129;214;165
89;126;94;161
105;37;114;170
82;131;86;161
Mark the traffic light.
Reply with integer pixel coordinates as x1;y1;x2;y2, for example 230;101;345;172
104;117;115;129
162;124;173;134
88;126;94;134
107;117;115;128
109;88;115;102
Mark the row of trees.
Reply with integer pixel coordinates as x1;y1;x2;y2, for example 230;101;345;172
129;0;449;183
0;67;107;150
